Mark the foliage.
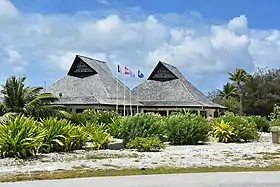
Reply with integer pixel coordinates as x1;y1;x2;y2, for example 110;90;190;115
228;68;252;115
166;113;210;145
209;68;280;117
179;108;197;115
218;83;237;99
69;112;89;125
121;113;166;145
268;105;280;128
40;117;87;153
269;119;280;128
243;68;280;117
108;116;123;139
269;104;280;121
85;123;111;150
212;120;235;143
69;109;119;127
207;91;239;114
126;137;164;152
214;115;259;142
248;115;270;132
0;76;66;119
84;109;119;127
0;115;44;158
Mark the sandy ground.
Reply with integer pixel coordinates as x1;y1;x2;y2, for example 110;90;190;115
0;133;280;175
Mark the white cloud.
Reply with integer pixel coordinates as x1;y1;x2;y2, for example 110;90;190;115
0;2;280;92
227;15;248;34
0;0;18;21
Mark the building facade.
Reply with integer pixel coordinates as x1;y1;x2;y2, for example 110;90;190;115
47;55;225;116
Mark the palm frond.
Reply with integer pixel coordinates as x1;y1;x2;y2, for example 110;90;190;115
0;112;18;124
23;86;44;103
0;76;65;118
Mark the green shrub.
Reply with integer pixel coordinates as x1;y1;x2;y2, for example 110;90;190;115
166;113;210;145
214;115;259;142
269;104;280;121
69;112;89;125
83;109;119;127
212;120;235;143
65;125;88;151
109;116;123;139
69;110;119;128
121;113;166;145
127;137;164;152
0;115;44;158
269;119;280;128
248;116;270;132
85;123;111;150
40;117;87;153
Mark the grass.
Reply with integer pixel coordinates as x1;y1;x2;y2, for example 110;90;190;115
65;153;140;161
2;165;280;183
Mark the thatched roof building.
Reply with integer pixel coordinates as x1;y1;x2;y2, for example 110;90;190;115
47;55;139;113
132;61;225;110
47;55;224;115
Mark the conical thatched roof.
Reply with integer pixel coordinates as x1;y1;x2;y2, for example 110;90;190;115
47;55;139;105
132;61;225;109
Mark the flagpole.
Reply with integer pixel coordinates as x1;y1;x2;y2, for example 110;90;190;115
137;88;139;113
116;64;118;113
129;75;132;116
123;70;126;116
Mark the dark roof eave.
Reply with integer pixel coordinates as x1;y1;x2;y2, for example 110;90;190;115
50;103;144;106
140;104;226;109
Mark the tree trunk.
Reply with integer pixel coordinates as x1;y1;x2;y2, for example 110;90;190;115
239;92;243;115
238;83;243;116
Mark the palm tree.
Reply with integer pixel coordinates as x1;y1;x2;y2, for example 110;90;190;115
228;68;251;115
0;76;66;119
218;82;237;99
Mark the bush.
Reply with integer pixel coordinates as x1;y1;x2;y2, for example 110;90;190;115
248;116;270;132
108;116;123;139
69;112;89;125
40;117;87;153
214;115;259;142
127;137;164;152
212;120;235;143
0;115;44;158
269;104;280;121
69;110;119;127
269;119;280;128
121;113;166;145
85;123;111;150
166;113;210;145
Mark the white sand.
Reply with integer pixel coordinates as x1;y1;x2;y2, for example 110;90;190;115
0;133;279;175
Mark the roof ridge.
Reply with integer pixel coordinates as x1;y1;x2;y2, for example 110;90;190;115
78;55;106;63
159;61;177;68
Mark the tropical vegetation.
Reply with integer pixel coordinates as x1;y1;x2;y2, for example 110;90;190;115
0;68;280;159
0;76;66;119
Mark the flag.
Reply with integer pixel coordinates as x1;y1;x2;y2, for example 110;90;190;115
124;66;130;75
117;64;122;74
138;69;144;78
130;70;136;78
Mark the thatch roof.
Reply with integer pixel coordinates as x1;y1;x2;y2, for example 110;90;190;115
132;61;225;109
47;55;140;106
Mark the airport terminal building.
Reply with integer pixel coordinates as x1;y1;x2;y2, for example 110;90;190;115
46;55;225;116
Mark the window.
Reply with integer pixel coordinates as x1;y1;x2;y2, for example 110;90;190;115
76;109;85;113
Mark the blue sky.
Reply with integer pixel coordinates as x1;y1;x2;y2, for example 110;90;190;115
11;0;280;28
1;0;280;94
